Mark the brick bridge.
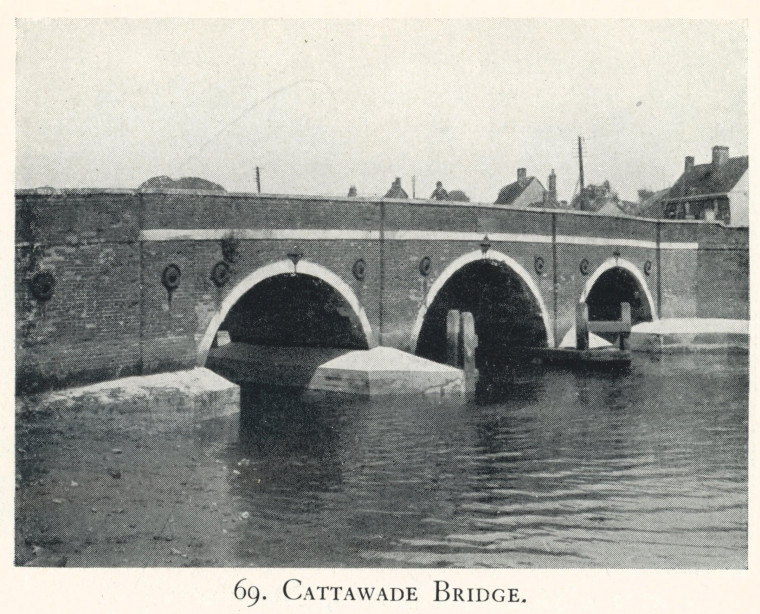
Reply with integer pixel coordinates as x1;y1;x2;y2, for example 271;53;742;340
15;188;749;392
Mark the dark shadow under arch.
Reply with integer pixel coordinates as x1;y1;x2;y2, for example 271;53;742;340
415;259;548;369
218;273;369;349
585;267;653;327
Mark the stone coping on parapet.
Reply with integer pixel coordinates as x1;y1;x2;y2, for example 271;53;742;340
14;187;731;227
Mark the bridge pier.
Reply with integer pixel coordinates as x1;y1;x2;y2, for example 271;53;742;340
460;311;478;378
446;309;461;367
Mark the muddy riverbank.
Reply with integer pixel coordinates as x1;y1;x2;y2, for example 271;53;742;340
15;407;244;567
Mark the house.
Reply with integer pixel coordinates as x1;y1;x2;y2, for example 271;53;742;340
596;200;630;217
384;177;408;199
570;180;625;212
495;168;555;208
641;146;748;226
633;188;670;218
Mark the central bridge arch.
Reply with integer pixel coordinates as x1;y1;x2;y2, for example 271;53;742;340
197;260;375;365
411;250;553;366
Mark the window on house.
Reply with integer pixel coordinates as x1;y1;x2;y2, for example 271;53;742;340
717;199;731;225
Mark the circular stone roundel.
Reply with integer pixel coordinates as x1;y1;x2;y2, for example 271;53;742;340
210;261;231;287
162;264;181;291
419;256;432;277
579;258;590;276
30;271;56;301
352;258;366;281
644;260;653;276
534;256;545;275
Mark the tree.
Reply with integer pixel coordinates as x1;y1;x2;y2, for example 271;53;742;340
637;188;655;202
447;189;470;202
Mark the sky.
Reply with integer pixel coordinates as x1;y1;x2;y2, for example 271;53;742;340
15;19;748;203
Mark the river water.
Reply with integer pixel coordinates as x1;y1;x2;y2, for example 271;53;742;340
16;353;747;568
224;353;747;568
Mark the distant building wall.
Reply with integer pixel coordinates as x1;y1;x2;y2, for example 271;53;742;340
728;172;749;227
512;180;547;207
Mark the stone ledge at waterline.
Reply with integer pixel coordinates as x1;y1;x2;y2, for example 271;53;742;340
308;346;466;397
629;318;749;353
207;343;466;396
16;368;240;426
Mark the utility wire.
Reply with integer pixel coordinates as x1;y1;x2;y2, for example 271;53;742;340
178;79;336;169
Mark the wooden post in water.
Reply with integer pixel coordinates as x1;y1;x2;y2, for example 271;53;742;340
619;302;631;350
446;309;461;367
459;311;478;379
576;302;589;350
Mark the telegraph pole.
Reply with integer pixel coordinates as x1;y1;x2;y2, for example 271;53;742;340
256;166;261;193
578;136;585;210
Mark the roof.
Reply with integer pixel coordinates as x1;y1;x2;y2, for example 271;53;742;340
667;156;748;200
495;177;543;205
633;188;670;218
597;200;629;217
384;180;408;199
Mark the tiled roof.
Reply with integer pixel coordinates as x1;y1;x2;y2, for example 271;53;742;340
384;178;408;198
495;177;537;205
384;186;408;198
632;188;670;218
667;156;748;199
597;200;629;216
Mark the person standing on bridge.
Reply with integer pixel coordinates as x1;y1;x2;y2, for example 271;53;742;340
430;181;449;200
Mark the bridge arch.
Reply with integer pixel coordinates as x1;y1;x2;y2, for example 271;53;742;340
197;259;376;365
411;249;554;360
579;257;657;324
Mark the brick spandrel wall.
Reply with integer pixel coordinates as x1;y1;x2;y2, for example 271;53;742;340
696;224;749;320
15;189;750;394
15;192;142;393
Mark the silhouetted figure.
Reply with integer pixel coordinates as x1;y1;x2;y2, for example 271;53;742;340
430;181;448;200
384;177;408;199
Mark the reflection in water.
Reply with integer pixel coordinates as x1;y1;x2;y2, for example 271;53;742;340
474;360;545;406
217;354;747;568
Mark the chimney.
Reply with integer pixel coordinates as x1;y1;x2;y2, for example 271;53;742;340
712;146;729;168
517;168;527;185
548;169;557;201
684;156;694;172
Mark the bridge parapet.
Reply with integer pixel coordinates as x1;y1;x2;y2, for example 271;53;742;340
15;188;748;393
